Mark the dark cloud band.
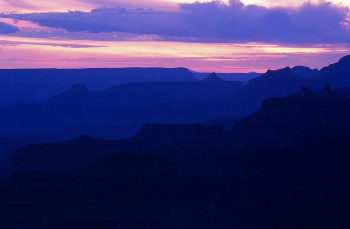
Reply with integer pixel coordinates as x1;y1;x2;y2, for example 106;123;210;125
1;0;349;43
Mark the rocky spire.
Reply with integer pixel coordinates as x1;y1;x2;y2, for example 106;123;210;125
319;83;335;96
203;72;224;82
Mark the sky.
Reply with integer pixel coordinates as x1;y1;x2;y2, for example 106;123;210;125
0;0;349;72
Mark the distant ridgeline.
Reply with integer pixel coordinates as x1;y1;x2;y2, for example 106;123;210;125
0;68;196;105
193;72;262;82
0;73;243;139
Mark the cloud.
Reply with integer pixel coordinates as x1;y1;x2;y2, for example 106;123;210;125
0;39;106;48
0;22;19;33
1;0;349;43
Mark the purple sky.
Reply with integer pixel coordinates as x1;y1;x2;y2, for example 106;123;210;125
0;0;349;72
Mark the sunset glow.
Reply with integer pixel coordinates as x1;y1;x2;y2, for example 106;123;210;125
0;0;349;72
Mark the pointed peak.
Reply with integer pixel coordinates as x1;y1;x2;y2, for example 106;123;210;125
319;83;335;96
203;72;224;82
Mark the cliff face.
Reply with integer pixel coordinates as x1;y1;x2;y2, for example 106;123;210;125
233;85;350;147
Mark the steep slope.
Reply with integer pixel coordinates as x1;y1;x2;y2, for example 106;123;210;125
319;55;350;88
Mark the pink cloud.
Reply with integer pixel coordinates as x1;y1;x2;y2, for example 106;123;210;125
0;0;349;72
0;35;349;72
